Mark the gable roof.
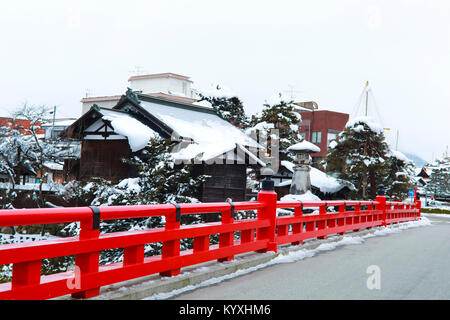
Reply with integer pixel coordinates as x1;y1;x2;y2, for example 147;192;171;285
113;91;264;164
66;91;265;166
63;105;140;140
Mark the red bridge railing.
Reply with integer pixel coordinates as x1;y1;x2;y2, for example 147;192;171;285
0;189;421;300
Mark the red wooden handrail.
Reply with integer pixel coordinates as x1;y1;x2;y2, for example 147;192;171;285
0;191;421;300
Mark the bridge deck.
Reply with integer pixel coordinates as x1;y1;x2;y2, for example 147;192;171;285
166;215;449;300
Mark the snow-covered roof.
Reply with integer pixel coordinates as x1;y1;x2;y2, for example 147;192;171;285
287;140;321;153
41;119;76;127
102;110;157;152
280;160;355;194
137;99;262;161
413;167;422;176
244;121;275;135
192;100;213;109
43;161;64;171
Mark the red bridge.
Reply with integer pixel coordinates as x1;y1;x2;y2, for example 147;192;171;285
0;188;420;300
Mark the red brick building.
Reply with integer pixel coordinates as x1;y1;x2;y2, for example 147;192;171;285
0;117;45;135
297;110;349;164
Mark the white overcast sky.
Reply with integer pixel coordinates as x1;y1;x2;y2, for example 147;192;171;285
1;0;449;162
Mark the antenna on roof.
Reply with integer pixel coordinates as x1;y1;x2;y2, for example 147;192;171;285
283;85;303;99
85;89;92;98
129;66;147;76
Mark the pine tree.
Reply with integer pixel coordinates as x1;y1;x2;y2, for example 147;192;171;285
0;104;68;209
383;151;415;200
199;86;249;128
429;166;449;198
321;117;389;199
248;93;302;162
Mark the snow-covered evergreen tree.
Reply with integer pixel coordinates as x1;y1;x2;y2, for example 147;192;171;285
428;165;449;197
0;125;29;209
199;84;249;128
383;151;415;200
320;116;389;199
247;92;302;162
0;104;66;209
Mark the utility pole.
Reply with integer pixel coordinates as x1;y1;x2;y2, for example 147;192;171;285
51;106;56;139
395;129;399;151
362;80;369;197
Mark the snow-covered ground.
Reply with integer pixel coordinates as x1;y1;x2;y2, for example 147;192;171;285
421;212;450;219
142;216;431;300
0;182;62;192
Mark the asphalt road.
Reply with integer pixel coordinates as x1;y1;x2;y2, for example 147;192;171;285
172;215;450;300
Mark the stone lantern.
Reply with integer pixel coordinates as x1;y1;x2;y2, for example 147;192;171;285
287;140;321;195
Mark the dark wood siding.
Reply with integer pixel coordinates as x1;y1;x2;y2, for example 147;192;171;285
79;140;131;183
196;164;247;202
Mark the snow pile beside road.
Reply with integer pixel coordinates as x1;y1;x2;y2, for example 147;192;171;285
143;216;431;300
421;212;450;219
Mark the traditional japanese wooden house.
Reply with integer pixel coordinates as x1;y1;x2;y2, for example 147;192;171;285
62;89;265;202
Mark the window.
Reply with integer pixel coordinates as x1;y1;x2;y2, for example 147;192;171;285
311;131;321;144
51;129;63;139
327;132;337;148
27;176;36;184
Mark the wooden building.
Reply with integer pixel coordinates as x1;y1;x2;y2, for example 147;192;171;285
63;89;265;202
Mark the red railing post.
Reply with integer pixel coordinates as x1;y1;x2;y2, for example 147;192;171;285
375;195;387;227
291;204;303;245
415;198;421;220
337;204;345;235
160;208;181;277
366;201;374;228
71;210;101;299
218;205;235;262
256;178;278;253
123;245;145;266
193;234;210;253
11;260;42;294
353;202;361;232
317;203;327;239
